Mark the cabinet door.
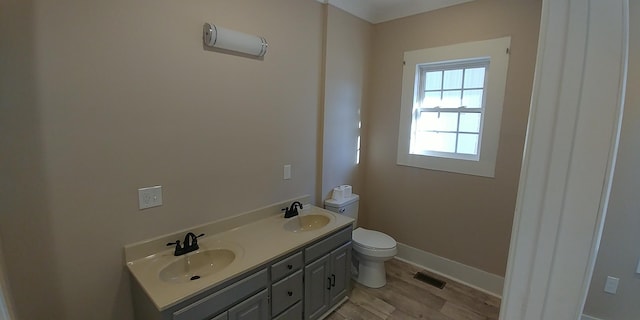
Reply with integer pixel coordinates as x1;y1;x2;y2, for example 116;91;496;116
329;242;351;306
228;289;269;320
303;254;331;320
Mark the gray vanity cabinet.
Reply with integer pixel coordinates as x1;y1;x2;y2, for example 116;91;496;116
269;251;303;319
303;227;352;320
132;226;352;320
271;270;303;316
328;243;350;307
170;269;269;320
210;313;228;320
227;289;269;320
204;289;268;320
272;301;302;320
303;254;331;320
176;275;267;320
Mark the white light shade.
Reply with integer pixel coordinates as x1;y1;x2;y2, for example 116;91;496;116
203;23;268;57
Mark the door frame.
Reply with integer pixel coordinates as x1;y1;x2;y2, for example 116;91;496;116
0;236;14;320
499;0;629;319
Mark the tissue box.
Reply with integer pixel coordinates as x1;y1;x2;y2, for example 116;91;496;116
332;185;352;201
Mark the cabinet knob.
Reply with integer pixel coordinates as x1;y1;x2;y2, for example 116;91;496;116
287;291;293;296
287;264;293;270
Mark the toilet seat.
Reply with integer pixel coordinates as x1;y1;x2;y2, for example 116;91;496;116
352;227;396;250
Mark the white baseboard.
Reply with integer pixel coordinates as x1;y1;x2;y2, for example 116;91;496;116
581;315;603;320
394;242;504;298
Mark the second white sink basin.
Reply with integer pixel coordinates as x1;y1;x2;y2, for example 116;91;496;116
159;249;236;284
284;214;331;233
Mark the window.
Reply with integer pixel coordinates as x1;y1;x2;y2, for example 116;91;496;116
397;37;510;177
413;60;488;160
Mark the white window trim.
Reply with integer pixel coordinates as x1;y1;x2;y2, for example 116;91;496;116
397;37;511;177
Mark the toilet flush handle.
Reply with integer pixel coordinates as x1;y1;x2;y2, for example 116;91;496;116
339;208;345;213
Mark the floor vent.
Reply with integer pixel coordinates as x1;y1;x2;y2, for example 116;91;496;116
413;272;446;289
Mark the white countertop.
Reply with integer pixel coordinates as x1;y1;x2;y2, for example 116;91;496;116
125;204;354;311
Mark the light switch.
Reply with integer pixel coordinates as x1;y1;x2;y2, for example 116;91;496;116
636;257;640;274
604;276;619;294
138;186;163;210
283;164;291;180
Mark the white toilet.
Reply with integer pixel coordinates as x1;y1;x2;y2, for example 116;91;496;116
324;194;397;288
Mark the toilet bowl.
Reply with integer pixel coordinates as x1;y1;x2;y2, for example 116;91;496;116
352;227;397;288
324;193;397;288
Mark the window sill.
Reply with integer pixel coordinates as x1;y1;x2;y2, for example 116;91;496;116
397;153;496;178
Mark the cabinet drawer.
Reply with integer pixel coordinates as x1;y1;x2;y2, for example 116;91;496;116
273;301;302;320
173;269;268;320
270;251;303;282
228;289;269;320
271;270;302;316
210;312;228;320
305;226;352;263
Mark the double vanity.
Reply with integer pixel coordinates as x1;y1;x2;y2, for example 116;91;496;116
125;198;354;320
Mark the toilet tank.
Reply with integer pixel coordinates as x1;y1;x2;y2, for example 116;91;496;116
324;194;359;227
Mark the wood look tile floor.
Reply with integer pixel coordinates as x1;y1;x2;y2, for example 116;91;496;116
326;259;501;320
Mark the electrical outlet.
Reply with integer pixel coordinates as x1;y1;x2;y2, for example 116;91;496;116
138;186;163;210
604;276;619;294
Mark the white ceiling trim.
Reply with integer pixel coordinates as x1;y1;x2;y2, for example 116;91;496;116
317;0;475;24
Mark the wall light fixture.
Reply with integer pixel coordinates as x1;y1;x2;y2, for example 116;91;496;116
203;23;268;58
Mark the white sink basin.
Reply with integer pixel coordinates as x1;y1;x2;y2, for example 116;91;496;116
284;214;331;232
159;249;235;284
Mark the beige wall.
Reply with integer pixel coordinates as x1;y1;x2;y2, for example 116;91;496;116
361;0;541;276
0;0;542;318
321;6;372;201
0;0;324;319
0;0;62;318
583;2;640;319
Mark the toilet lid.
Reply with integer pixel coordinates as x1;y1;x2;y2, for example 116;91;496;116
352;228;396;250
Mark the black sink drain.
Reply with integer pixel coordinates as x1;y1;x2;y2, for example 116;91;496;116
190;275;201;281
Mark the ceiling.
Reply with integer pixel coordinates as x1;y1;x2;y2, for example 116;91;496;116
317;0;475;24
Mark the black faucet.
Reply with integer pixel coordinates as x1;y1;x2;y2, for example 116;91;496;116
282;201;303;219
167;232;205;256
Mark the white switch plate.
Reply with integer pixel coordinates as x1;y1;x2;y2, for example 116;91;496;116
138;186;163;210
283;164;291;180
604;276;619;294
